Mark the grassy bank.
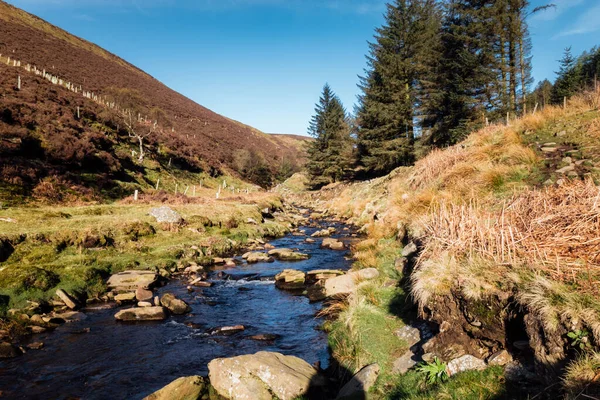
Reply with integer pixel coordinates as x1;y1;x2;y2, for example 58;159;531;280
0;192;288;313
293;92;600;398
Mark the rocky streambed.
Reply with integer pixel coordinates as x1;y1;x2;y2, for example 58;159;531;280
0;217;362;399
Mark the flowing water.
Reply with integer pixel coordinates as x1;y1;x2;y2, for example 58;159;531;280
0;221;356;400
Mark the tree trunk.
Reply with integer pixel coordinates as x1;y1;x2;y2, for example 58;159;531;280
137;136;144;163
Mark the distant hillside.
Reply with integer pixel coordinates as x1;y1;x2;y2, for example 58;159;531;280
0;0;308;201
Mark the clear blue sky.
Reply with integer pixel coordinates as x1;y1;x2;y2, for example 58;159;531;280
5;0;600;135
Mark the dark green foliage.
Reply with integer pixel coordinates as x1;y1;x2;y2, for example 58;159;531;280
423;0;495;146
416;357;449;385
526;79;554;111
552;47;581;103
357;0;441;176
232;149;273;189
552;46;600;104
305;84;353;188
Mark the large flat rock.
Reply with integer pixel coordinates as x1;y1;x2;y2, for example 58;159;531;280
107;270;158;293
323;268;379;298
114;306;167;321
208;351;324;400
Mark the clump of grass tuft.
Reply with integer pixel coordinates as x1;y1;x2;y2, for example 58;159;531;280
564;352;600;399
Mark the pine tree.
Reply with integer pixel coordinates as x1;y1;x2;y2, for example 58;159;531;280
356;0;441;177
305;84;353;189
526;79;553;111
552;47;580;103
424;0;496;146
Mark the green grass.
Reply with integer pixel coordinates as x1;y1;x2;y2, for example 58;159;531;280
386;366;510;399
0;194;289;311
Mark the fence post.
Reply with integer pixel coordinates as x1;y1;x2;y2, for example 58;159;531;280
564;96;567;109
134;190;139;201
16;75;20;91
155;179;160;190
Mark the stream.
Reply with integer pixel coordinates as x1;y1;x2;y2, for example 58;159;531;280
0;220;356;399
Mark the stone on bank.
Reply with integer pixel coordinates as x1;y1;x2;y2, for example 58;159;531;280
208;351;325;400
114;306;167;321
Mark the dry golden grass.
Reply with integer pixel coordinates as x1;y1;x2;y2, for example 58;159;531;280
413;179;600;305
564;352;600;399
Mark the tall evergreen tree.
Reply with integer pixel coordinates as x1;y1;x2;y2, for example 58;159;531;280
552;47;581;103
424;0;497;146
305;84;353;189
356;0;441;177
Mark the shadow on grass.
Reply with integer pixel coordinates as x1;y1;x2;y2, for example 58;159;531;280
302;355;367;400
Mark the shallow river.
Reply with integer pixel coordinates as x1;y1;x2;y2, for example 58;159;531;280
0;221;355;399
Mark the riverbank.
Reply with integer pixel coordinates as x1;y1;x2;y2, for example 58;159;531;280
0;192;289;333
288;96;600;399
0;198;373;399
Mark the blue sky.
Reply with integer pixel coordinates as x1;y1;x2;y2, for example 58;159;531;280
5;0;600;135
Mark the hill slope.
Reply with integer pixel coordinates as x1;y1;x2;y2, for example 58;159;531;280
0;0;309;201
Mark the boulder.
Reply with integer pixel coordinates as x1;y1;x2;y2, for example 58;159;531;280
190;278;212;288
556;165;576;174
149;206;183;224
268;249;310;261
55;289;80;310
136;287;154;302
144;376;207;400
107;271;158;292
392;351;417;375
401;242;418;258
53;311;87;322
322;268;379;298
395;325;421;348
27;342;44;350
336;363;380;399
114;292;136;303
488;350;513;366
160;293;191;315
138;301;153;307
446;355;487;376
246;252;274;264
541;147;558;153
208;351;324;400
322;238;345;250
305;269;345;285
0;342;22;358
305;238;316;243
275;270;306;290
114;306;167;321
311;229;331;238
211;325;245;336
249;334;280;341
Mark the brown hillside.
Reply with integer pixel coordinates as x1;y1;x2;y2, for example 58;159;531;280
0;0;308;196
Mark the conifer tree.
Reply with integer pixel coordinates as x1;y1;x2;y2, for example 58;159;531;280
356;0;441;177
552;47;580;103
424;0;496;145
305;84;353;189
